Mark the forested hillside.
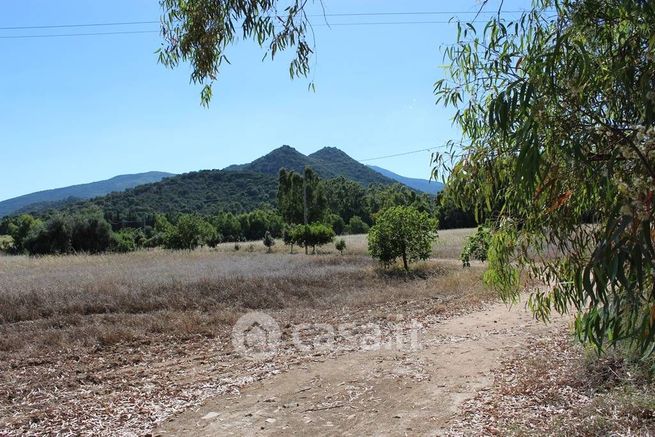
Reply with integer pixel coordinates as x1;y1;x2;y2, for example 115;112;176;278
44;170;278;220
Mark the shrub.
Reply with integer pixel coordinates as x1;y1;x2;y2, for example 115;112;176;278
164;214;217;250
368;206;438;271
7;214;42;253
110;228;146;253
345;215;369;234
335;238;346;255
323;212;345;235
0;235;13;253
24;216;72;255
70;215;113;253
263;230;275;252
111;230;137;253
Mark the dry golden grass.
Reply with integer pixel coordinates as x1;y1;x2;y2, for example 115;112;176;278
0;228;494;435
0;229;481;357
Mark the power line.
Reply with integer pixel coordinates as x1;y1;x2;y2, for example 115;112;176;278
359;147;444;162
0;10;530;31
0;18;524;40
0;20;158;31
0;30;158;39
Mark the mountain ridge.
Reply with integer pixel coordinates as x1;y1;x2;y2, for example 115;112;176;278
368;165;444;195
0;171;173;218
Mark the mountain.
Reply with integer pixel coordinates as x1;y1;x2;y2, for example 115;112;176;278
368;165;444;195
225;145;393;186
0;171;173;218
12;146;424;221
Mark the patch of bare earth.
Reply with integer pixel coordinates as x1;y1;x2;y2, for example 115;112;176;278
155;300;568;436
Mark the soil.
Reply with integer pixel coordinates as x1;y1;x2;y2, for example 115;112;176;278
156;299;569;436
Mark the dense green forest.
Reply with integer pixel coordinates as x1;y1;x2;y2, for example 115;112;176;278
22;170;279;225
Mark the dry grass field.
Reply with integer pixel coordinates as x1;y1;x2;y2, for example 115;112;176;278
0;228;497;434
3;228;650;435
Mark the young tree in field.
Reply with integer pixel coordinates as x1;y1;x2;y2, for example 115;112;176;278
305;223;335;254
263;230;275;253
368;206;438;271
335;238;346;255
435;0;655;355
288;223;334;255
165;214;216;250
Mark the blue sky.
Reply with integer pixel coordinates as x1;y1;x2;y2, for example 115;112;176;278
0;0;529;201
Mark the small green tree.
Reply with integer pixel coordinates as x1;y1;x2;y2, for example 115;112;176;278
335;238;346;255
460;226;491;267
165;214;216;250
7;214;42;253
288;223;334;254
368;206;438;271
305;223;335;254
263;230;275;253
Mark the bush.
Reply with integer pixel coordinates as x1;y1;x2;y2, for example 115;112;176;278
323;212;346;235
163;214;217;250
282;226;295;253
70;215;113;253
111;230;137;253
7;214;42;253
263;230;275;252
24;216;72;255
335;238;346;255
345;215;369;234
461;226;491;267
368;206;438;271
110;228;146;253
0;235;13;253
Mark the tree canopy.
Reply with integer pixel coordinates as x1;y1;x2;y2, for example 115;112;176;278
436;0;655;355
368;206;438;271
159;0;315;105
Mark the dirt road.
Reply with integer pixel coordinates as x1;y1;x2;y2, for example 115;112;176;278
156;299;569;436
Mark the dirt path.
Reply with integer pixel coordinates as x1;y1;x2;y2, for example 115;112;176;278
156;300;569;436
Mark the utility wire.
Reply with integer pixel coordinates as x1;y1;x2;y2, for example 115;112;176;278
0;10;530;31
359;147;444;162
0;18;525;39
0;30;158;39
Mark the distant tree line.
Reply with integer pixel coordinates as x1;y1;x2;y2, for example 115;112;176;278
0;166;477;256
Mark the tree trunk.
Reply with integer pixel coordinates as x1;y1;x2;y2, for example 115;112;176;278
402;250;409;271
